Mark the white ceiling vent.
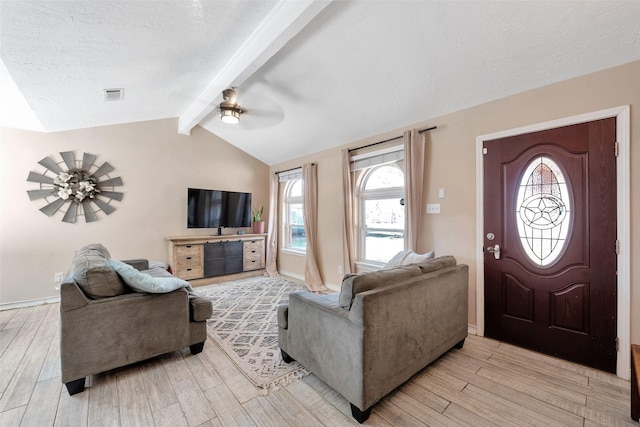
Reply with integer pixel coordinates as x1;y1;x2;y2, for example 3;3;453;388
103;88;124;102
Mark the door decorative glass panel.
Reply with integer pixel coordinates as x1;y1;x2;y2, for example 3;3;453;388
515;156;571;266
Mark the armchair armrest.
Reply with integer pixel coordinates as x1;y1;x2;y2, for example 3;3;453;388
60;281;90;311
121;259;149;271
189;295;212;321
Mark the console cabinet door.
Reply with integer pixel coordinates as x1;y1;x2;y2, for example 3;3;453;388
204;241;243;277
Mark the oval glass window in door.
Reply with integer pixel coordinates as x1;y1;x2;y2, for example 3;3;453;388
515;156;571;266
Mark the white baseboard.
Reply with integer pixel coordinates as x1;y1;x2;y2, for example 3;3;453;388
0;296;61;311
468;324;477;336
278;270;339;292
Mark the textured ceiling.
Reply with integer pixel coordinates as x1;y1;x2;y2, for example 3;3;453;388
1;1;639;165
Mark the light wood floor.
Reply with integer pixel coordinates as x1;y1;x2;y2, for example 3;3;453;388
0;303;634;427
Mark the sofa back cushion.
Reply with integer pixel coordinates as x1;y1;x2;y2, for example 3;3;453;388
69;243;128;299
416;255;457;274
339;264;422;309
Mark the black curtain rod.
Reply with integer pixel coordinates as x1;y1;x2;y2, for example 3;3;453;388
275;163;315;175
348;126;437;152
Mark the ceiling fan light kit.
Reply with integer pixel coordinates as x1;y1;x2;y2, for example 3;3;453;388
219;88;243;124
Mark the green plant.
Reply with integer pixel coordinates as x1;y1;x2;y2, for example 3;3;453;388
252;206;263;222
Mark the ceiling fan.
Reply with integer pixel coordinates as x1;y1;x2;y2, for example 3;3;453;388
219;88;244;124
213;86;285;130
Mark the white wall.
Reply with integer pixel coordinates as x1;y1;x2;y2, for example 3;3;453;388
0;118;269;305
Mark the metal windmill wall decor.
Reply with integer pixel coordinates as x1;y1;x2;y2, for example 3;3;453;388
26;151;123;223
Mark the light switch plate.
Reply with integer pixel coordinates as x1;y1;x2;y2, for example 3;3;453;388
426;204;441;214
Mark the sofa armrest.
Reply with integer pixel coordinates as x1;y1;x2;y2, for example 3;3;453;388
277;303;289;329
286;291;364;406
189;296;212;321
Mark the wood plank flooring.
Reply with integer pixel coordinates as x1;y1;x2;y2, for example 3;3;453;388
0;303;633;426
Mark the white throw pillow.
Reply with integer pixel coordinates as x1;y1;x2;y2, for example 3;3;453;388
383;250;435;269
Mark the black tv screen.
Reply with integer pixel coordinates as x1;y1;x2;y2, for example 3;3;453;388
187;188;252;229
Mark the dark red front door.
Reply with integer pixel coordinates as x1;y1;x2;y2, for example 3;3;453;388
483;118;617;373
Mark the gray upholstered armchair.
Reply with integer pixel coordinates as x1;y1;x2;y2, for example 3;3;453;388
60;244;212;395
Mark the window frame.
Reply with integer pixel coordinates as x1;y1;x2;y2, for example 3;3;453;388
355;163;405;267
281;178;306;254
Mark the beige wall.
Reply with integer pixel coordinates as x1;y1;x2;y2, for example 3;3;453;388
271;60;640;344
0;118;270;304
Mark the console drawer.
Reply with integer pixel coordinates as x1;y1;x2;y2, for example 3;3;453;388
176;266;204;280
176;244;202;258
243;256;264;271
174;244;203;280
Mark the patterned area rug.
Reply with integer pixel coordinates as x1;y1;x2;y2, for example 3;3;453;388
197;276;309;392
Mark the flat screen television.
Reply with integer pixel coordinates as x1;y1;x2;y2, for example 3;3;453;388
187;188;252;233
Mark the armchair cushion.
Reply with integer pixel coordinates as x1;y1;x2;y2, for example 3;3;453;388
339;264;422;309
108;259;192;293
70;243;111;288
84;267;129;299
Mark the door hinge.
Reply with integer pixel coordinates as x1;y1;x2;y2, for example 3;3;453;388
616;337;620;352
614;142;619;157
483;147;488;155
615;240;620;255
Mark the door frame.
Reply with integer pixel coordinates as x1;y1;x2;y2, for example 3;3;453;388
475;105;631;380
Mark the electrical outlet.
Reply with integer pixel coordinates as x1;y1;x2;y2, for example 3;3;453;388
54;272;64;283
426;204;441;214
338;265;343;275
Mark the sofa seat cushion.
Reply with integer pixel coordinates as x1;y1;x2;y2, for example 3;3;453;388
339;264;422;309
108;259;192;293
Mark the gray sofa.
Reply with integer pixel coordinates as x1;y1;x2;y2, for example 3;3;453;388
277;256;468;423
60;244;212;395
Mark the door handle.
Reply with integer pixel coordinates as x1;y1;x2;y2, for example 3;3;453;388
487;244;501;259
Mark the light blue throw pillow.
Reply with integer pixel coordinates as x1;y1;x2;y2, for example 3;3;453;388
107;259;193;294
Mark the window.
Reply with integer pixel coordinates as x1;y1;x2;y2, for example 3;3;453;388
358;164;405;263
283;178;306;251
516;156;571;266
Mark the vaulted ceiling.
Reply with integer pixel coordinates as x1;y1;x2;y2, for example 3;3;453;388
1;1;639;165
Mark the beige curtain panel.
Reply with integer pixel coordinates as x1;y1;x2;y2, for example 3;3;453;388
403;129;426;252
303;163;325;291
265;171;279;276
341;148;356;275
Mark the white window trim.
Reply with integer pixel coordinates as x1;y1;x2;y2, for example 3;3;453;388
282;179;305;253
356;164;405;264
